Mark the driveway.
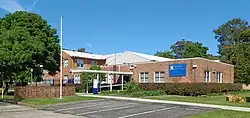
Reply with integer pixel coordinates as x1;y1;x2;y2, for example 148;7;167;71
39;99;215;118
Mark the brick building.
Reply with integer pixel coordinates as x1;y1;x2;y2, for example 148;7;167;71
43;50;234;85
132;58;234;83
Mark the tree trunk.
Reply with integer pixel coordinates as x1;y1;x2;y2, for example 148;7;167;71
3;82;9;95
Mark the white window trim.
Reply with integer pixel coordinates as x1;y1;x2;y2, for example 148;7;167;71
154;72;165;83
74;74;81;84
64;59;69;68
76;59;84;68
139;72;149;83
217;72;223;83
204;71;211;83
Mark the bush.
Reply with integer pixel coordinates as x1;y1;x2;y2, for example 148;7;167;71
125;81;141;94
139;83;242;96
101;90;126;95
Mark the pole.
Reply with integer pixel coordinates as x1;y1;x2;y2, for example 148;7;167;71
59;16;63;99
97;74;99;93
121;74;124;91
109;74;112;91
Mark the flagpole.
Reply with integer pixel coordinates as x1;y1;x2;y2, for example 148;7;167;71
59;16;63;99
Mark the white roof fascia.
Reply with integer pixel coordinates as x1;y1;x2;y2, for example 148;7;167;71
70;69;133;75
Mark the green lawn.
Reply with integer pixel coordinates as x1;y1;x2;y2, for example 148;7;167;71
143;91;250;107
20;96;99;106
186;110;250;118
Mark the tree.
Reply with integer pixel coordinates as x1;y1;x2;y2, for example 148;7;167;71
0;11;60;90
170;39;193;58
213;18;249;61
155;39;210;59
182;42;209;58
80;64;105;93
154;51;176;59
229;42;250;83
213;18;250;83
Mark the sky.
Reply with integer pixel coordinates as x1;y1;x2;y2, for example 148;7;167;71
0;0;249;55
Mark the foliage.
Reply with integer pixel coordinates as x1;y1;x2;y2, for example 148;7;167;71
154;51;176;59
124;81;141;93
182;42;209;58
80;64;105;92
213;18;249;59
155;39;213;59
139;83;242;96
0;11;60;85
213;18;250;83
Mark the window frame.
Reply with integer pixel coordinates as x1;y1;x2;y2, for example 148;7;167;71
216;72;223;83
139;72;149;83
63;75;68;84
76;59;84;68
74;74;81;84
63;59;69;68
154;72;165;83
204;70;211;82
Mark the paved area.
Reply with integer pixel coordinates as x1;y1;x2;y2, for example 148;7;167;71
39;99;215;118
78;94;250;112
0;102;85;118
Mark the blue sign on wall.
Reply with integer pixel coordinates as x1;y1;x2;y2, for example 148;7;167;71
169;64;187;77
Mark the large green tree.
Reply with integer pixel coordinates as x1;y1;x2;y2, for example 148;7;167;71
0;11;60;89
155;39;211;59
213;18;250;83
213;18;249;62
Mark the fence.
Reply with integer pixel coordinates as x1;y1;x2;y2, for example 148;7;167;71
14;85;75;99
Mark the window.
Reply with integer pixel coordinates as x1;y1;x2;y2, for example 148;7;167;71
77;59;84;68
91;60;96;65
63;75;68;84
139;72;149;83
74;74;80;84
204;71;211;82
154;72;165;83
216;72;223;83
64;59;68;67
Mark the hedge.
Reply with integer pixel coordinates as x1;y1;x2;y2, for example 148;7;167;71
139;83;242;96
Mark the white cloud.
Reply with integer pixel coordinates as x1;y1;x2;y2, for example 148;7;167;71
85;42;92;48
0;0;25;13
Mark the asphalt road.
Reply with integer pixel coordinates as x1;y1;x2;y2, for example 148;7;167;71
40;99;216;118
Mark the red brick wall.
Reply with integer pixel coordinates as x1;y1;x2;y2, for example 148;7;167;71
132;58;234;83
43;52;106;81
14;85;75;99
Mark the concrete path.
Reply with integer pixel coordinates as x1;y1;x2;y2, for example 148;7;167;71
76;93;250;112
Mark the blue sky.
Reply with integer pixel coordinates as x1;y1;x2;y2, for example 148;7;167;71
0;0;249;55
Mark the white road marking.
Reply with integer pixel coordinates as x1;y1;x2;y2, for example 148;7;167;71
76;105;134;116
185;108;201;111
54;101;117;112
118;106;180;118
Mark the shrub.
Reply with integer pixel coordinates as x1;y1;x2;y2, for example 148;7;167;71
139;83;242;96
125;81;141;94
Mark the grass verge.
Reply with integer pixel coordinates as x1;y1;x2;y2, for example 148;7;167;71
143;91;250;107
186;110;250;118
20;96;98;106
100;90;250;107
